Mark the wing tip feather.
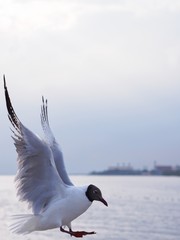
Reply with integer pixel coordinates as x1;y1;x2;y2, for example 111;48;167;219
3;75;20;131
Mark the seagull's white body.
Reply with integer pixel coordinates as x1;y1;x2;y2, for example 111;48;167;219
40;186;91;230
4;77;107;236
17;186;91;234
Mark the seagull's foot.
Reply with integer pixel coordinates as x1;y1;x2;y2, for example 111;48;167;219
70;230;96;238
60;226;96;238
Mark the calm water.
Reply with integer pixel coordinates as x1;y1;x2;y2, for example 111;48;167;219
0;175;180;240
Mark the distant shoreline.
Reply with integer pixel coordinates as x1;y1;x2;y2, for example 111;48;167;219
90;169;180;177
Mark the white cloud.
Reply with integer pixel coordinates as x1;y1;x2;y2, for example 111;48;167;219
1;0;180;37
0;0;79;36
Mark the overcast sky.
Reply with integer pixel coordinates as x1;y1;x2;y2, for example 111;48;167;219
0;0;180;174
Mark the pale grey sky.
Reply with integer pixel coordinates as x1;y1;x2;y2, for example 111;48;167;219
0;0;180;174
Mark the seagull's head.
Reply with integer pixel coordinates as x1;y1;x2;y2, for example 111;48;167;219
86;184;108;206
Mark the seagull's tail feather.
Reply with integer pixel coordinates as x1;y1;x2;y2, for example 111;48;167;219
9;214;40;234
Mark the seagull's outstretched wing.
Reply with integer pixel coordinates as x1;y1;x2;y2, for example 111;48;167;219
3;76;66;214
41;97;73;186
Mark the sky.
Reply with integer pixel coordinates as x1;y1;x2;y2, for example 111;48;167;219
0;0;180;174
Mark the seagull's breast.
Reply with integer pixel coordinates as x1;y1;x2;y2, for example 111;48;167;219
40;186;92;229
61;186;92;226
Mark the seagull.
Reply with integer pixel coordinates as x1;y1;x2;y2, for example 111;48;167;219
3;75;108;238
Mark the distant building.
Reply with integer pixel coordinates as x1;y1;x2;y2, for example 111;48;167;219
153;165;173;175
175;165;180;170
108;163;133;171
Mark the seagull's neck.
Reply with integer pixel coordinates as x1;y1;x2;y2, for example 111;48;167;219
85;185;93;202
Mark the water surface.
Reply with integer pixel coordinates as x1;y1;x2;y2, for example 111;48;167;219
0;175;180;240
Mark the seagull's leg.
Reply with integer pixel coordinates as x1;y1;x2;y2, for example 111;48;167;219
60;226;96;238
60;226;72;236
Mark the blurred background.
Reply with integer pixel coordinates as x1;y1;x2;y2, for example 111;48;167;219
0;0;180;175
0;1;180;240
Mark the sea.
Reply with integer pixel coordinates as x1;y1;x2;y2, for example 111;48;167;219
0;175;180;240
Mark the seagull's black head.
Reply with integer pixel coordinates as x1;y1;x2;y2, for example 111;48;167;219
86;184;108;206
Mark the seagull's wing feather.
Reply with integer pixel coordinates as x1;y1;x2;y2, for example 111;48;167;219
41;97;73;186
4;76;66;214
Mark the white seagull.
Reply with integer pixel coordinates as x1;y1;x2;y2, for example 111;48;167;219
3;76;108;238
